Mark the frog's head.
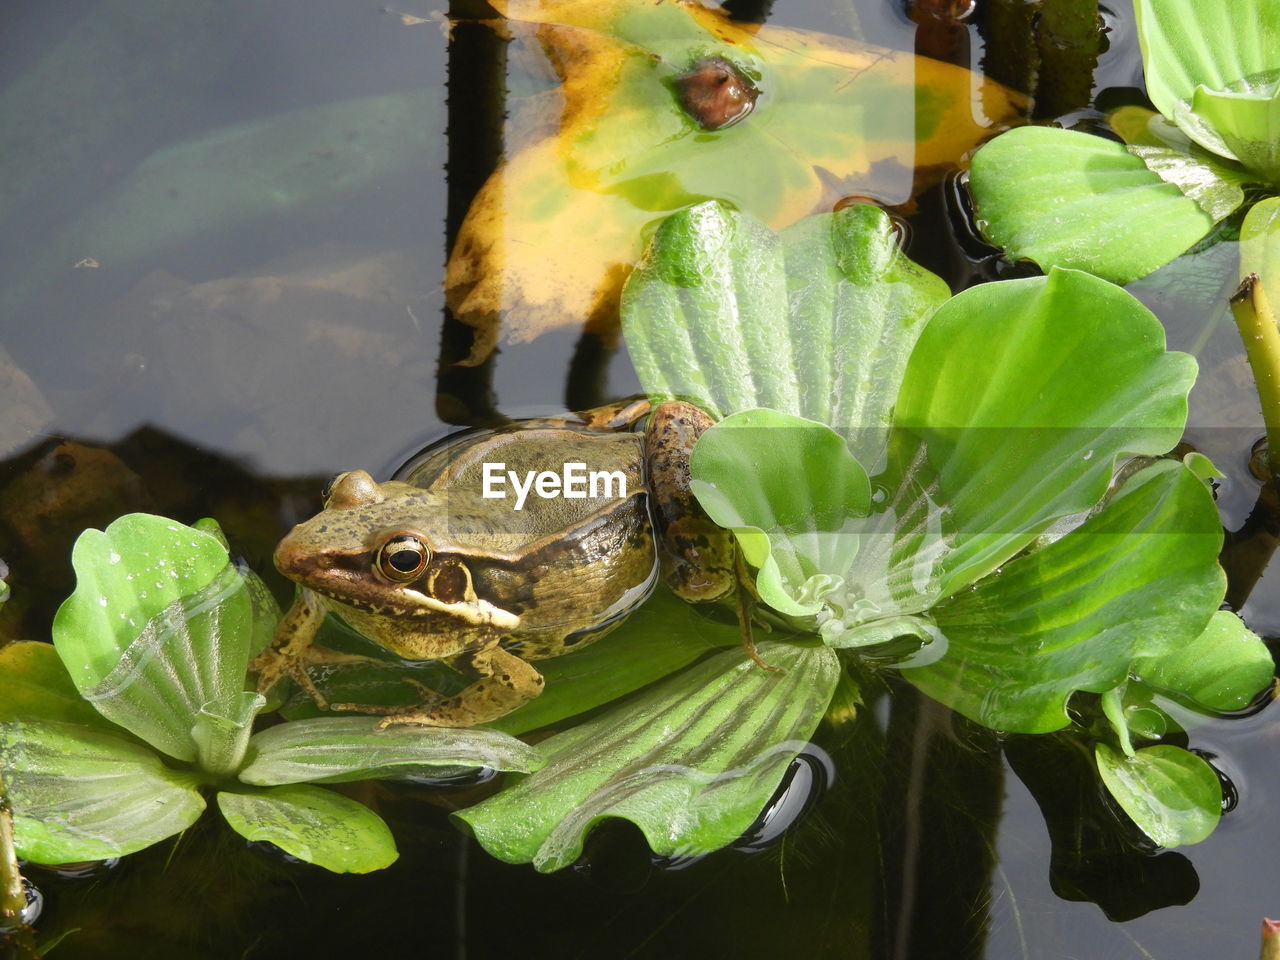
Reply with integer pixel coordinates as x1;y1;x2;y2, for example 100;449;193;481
275;470;521;654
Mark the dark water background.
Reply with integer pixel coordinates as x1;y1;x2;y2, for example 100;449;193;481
1;1;1278;957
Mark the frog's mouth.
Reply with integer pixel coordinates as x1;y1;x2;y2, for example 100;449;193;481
307;583;520;630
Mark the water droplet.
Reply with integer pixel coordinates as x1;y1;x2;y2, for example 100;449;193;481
98;597;108;607
108;551;122;565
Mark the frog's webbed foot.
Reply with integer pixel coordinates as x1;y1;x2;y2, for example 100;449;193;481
365;646;545;728
250;590;383;707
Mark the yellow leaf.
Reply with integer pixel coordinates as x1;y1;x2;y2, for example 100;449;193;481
446;0;1025;355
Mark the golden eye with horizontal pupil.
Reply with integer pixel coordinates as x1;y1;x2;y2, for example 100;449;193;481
376;536;430;581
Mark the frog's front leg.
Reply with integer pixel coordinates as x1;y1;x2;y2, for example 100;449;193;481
251;590;380;707
359;644;545;729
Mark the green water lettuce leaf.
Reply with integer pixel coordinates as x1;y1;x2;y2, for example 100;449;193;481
52;514;278;768
623;201;948;467
903;460;1224;733
0;719;205;863
1134;0;1280;156
968;127;1224;283
891;267;1196;597
1095;743;1221;847
456;641;838;872
217;785;397;873
1131;610;1274;714
239;717;543;785
1191;78;1280;183
690;409;870;618
635;213;1197;637
0;641;113;728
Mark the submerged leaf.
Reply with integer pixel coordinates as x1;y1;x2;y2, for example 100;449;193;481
904;460;1224;733
456;641;838;872
239;717;543;785
280;588;730;735
1095;743;1221;847
1;720;205;863
52;514;279;765
217;785;397;873
446;0;1022;349
969;126;1220;283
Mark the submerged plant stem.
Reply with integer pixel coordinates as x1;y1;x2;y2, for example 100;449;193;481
1231;275;1280;474
0;778;24;922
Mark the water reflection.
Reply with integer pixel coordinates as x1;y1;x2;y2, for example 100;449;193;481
3;1;1280;958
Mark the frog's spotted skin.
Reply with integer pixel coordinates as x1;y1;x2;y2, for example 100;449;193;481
250;399;733;728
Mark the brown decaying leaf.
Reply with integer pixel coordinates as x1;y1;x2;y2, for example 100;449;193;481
445;0;1026;358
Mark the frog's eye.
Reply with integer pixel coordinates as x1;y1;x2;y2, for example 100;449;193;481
376;535;430;582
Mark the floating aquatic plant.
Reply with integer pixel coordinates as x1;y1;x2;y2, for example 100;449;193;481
969;0;1280;283
0;515;540;873
613;200;1272;850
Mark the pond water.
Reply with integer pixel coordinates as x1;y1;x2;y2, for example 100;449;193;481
2;1;1278;958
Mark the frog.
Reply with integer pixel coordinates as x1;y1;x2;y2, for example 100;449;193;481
250;399;739;728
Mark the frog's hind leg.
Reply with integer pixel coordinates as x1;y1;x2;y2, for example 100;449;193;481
734;551;784;675
355;645;545;729
645;400;736;602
